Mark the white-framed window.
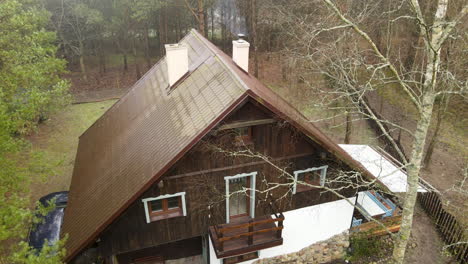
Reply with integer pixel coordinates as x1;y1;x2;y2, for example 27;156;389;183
292;165;328;194
142;192;187;223
224;172;257;223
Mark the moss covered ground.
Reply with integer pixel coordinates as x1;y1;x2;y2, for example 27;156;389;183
28;100;116;203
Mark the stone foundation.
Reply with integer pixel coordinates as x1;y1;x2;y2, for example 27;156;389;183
253;232;350;264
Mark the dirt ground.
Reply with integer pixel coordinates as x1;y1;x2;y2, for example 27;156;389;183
404;206;455;264
67;66;135;103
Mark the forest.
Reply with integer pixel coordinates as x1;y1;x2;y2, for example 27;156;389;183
0;0;466;263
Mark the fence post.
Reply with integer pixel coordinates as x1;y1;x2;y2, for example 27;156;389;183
447;218;457;246
417;191;467;263
440;212;450;239
428;192;437;215
456;240;467;262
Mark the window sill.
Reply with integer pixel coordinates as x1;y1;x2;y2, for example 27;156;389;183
149;210;183;222
295;183;321;193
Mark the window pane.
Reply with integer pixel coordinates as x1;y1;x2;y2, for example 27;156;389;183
234;127;249;136
297;173;305;182
167;197;180;209
240;127;249;135
150;200;163;212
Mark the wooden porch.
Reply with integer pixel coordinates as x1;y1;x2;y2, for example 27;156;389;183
209;213;284;259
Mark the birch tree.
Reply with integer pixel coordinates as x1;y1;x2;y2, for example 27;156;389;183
184;0;206;36
268;0;467;262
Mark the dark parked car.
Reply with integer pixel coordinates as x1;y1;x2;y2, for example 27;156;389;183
28;191;68;252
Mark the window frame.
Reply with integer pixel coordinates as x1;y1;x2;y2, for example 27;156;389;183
142;192;187;223
292;165;328;194
224;172;257;223
234;126;253;145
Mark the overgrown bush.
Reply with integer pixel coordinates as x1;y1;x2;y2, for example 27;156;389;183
347;233;384;261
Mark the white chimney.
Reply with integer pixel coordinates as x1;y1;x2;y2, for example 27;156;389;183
232;36;250;72
165;44;188;86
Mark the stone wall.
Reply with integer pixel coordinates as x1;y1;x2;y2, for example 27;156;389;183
253;232;350;264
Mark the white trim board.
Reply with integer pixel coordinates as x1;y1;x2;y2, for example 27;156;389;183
141;192;187;223
292;165;328;194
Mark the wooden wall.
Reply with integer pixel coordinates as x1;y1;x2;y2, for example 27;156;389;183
97;100;356;259
115;237;202;263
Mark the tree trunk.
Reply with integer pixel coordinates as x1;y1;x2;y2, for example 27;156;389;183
344;111;352;144
198;0;205;36
211;7;214;40
133;38;141;80
423;101;445;167
123;52;128;72
164;7;168;43
79;41;87;81
176;11;180;40
79;54;87;81
144;25;151;69
158;12;164;57
251;0;259;77
221;6;226;51
392;94;435;263
99;44;106;75
204;9;208;38
392;2;448;262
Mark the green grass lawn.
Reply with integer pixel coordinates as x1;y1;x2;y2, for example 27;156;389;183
28;100;116;203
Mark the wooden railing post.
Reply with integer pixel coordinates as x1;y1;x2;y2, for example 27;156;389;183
248;219;253;245
211;214;286;255
217;225;224;252
277;213;284;239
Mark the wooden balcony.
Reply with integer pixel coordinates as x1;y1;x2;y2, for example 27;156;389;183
209;213;284;258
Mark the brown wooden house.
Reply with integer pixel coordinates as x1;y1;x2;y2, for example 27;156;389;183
62;30;394;264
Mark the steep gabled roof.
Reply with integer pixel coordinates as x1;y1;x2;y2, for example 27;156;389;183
62;30;384;261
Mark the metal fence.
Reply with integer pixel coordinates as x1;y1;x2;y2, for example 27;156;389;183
417;191;467;262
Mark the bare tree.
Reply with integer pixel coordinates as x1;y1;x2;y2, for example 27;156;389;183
184;0;206;36
51;0;103;81
267;0;467;262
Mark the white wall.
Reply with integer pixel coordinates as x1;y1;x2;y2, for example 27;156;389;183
209;197;356;264
209;235;222;264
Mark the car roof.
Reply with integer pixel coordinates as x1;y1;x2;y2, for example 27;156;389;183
28;207;65;251
38;191;68;206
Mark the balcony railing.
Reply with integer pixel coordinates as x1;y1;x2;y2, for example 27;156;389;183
209;213;284;258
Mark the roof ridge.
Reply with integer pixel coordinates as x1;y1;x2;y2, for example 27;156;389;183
190;29;250;92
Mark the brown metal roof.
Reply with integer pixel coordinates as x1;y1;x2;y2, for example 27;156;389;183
63;30;384;262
